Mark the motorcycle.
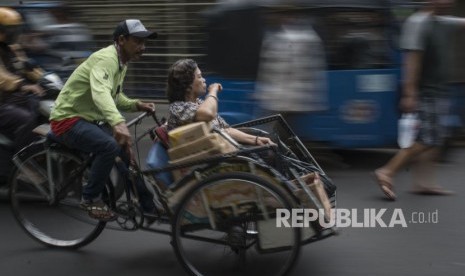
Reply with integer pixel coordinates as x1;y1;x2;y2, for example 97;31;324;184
0;72;63;198
0;72;126;199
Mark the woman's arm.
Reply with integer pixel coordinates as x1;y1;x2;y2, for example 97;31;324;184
225;127;273;146
195;83;222;122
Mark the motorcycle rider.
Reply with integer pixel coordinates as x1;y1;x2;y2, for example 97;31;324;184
0;7;45;187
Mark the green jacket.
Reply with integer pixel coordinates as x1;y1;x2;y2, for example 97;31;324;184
50;45;139;126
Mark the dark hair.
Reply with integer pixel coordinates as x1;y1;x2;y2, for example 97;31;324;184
166;59;198;103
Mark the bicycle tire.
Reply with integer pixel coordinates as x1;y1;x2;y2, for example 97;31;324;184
9;147;106;249
172;171;301;276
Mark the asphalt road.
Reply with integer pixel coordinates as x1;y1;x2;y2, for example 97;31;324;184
1;106;464;275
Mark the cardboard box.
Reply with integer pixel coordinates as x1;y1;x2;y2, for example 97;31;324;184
169;145;232;181
168;133;234;160
203;182;258;208
168;122;211;148
168;132;237;181
169;148;217;180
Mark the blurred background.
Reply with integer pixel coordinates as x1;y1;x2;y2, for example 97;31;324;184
3;0;465;149
2;3;465;275
3;0;216;97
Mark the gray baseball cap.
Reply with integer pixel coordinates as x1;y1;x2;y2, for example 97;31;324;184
113;19;157;40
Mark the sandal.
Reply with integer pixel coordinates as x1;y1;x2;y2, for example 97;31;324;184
80;200;117;222
373;170;396;201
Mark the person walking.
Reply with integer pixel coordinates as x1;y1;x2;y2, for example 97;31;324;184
255;9;328;123
374;0;464;200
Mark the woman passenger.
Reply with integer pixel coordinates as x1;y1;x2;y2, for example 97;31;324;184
166;58;272;146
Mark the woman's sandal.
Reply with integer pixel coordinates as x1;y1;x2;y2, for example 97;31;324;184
80;200;117;222
373;170;396;201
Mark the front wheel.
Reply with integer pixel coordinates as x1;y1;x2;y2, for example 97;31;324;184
9;147;106;248
172;172;301;276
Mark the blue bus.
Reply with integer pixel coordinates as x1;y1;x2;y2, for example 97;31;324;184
204;0;408;149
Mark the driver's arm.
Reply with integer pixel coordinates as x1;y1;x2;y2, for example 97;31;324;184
89;59;127;127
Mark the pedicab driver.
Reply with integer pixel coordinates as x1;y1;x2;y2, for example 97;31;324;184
49;19;158;221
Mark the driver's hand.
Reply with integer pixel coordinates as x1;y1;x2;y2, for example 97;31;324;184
136;101;156;114
21;84;44;96
124;144;136;165
113;122;132;146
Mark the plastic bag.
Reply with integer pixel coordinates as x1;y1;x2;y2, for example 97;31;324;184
146;141;173;187
397;113;419;149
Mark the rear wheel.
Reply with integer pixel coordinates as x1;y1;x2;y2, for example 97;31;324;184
9;147;106;248
172;172;301;276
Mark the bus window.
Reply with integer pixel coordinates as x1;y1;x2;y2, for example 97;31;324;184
317;9;395;70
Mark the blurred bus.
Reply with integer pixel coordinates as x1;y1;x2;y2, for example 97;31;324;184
204;0;410;149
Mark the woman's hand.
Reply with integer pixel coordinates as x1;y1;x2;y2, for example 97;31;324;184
255;136;275;146
208;83;222;94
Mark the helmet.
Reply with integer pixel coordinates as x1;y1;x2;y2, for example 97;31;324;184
0;8;23;43
0;7;23;26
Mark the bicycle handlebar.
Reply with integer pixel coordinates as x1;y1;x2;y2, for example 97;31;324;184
126;111;153;128
127;110;166;143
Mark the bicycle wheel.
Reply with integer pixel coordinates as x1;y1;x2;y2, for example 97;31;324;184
172;172;301;276
9;147;106;248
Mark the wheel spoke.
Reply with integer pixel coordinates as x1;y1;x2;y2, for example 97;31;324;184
172;172;301;276
10;148;105;248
